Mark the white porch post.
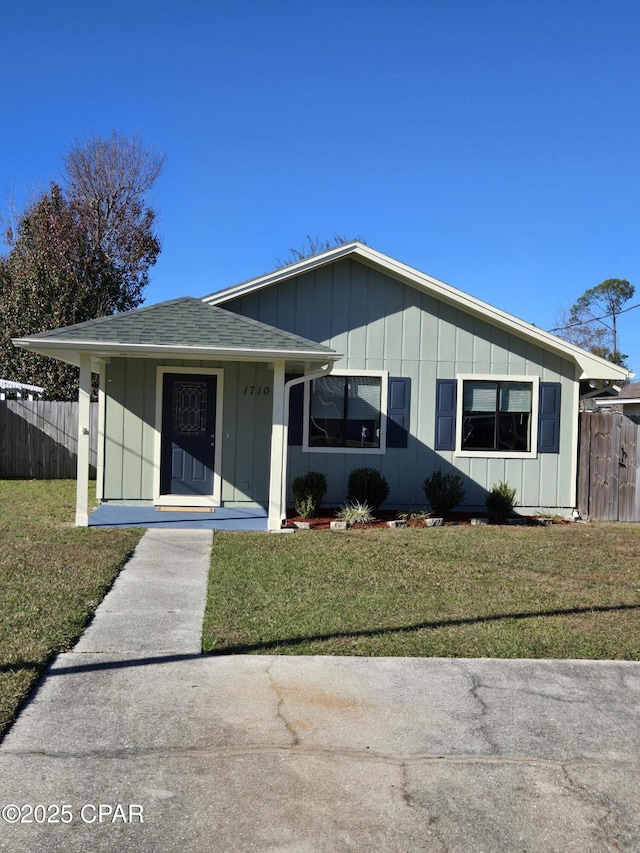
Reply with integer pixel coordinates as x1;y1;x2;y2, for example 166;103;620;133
268;359;286;531
75;353;92;527
96;360;106;502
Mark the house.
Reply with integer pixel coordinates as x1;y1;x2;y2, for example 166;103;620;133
0;379;45;400
13;242;629;528
595;381;640;415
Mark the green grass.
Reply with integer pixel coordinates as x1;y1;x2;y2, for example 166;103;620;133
0;480;142;739
203;525;640;659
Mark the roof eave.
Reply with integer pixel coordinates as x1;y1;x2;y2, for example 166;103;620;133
12;338;342;367
202;240;363;304
570;355;629;382
595;396;640;406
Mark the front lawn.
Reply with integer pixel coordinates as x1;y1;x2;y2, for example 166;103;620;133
203;525;640;658
0;480;142;739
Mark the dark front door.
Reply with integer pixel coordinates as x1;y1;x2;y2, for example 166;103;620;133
160;373;217;496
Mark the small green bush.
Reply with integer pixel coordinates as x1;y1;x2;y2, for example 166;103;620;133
337;501;375;525
486;481;518;523
347;467;389;511
292;471;327;518
397;509;431;523
294;496;317;519
422;469;466;518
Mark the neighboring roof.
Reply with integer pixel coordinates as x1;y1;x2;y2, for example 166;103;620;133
204;241;629;382
617;381;640;400
0;379;45;394
0;378;45;400
13;297;340;367
595;381;640;407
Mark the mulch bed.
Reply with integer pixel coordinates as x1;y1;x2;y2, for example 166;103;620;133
286;510;416;530
285;510;567;530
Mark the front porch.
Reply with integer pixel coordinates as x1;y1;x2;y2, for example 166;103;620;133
13;297;342;531
88;504;269;531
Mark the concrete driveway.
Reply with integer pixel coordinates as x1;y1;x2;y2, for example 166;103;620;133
0;529;638;852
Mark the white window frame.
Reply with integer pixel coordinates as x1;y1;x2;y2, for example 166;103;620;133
455;374;539;460
303;369;388;455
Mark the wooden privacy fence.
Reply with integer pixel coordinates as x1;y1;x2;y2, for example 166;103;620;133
0;401;98;479
577;411;640;522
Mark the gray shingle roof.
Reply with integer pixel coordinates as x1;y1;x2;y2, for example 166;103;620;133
20;297;335;355
618;381;640;400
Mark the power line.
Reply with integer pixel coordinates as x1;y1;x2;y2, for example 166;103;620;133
548;300;640;333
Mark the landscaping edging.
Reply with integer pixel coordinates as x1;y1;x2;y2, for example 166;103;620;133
285;512;570;531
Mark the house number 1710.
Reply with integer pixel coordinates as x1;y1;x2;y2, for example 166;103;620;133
243;386;270;396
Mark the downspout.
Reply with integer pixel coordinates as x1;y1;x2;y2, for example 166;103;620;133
278;362;336;526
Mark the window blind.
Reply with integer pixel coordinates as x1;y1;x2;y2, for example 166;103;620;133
463;381;497;412
348;377;381;420
499;383;531;413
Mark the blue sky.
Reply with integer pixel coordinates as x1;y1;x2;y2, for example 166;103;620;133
3;0;639;372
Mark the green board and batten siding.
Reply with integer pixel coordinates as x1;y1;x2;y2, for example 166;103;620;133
222;258;578;511
100;258;577;511
102;358;273;504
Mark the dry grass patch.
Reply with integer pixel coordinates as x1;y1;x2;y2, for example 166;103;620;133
203;524;640;658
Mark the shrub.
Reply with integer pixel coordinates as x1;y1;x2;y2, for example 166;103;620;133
486;481;518;523
347;467;389;511
421;469;466;518
337;501;375;525
397;509;431;523
292;471;327;518
294;496;317;519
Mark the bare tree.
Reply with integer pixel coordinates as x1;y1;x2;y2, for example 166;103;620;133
274;233;366;269
63;130;165;312
0;132;164;398
552;302;610;357
552;279;636;367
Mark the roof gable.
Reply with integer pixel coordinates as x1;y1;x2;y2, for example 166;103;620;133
204;242;628;382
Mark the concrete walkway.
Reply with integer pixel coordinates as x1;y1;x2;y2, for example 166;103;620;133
1;530;639;852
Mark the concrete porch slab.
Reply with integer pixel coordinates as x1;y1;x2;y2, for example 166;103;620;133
88;504;268;530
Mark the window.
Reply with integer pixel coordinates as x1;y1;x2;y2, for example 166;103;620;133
305;373;385;452
461;380;533;453
297;372;409;452
436;376;559;458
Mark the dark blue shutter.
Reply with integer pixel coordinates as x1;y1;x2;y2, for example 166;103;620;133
538;382;561;453
387;377;411;448
286;374;304;446
434;379;457;451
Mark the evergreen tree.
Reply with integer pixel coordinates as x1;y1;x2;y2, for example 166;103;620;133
0;133;163;399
